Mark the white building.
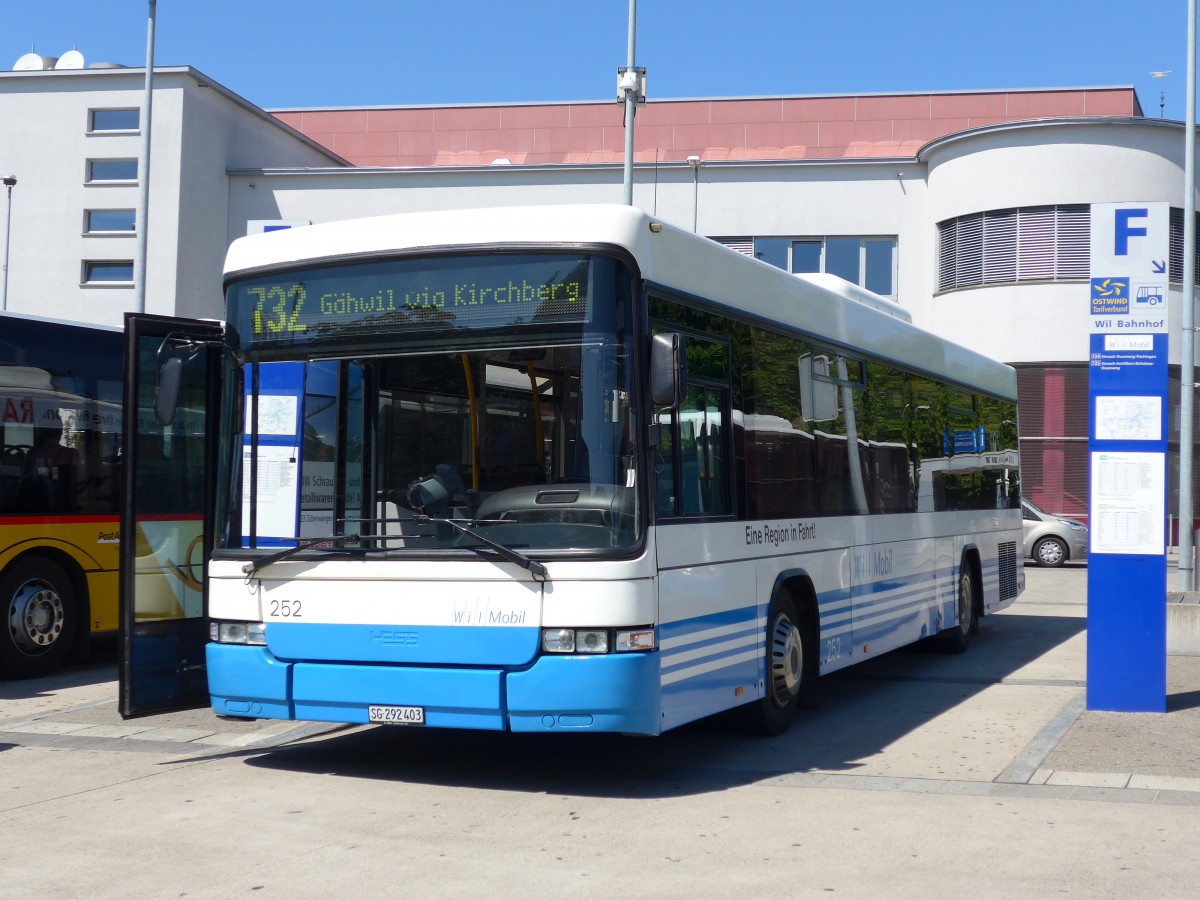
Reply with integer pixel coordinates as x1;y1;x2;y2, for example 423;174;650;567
0;65;345;325
1;65;1195;525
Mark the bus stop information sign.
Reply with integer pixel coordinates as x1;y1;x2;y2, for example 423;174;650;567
1087;201;1167;712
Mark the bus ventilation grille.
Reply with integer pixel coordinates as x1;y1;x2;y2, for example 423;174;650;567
998;541;1019;601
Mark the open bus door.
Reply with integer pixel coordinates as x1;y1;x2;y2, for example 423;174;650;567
119;314;223;717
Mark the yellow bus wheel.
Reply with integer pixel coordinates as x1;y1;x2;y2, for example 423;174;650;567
0;557;78;679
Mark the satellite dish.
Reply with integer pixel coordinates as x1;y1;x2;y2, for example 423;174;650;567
55;50;86;70
14;52;57;71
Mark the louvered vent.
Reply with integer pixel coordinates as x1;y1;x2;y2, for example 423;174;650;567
1056;206;1090;278
714;238;754;257
998;541;1019;601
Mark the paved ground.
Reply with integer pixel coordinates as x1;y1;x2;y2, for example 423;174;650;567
1006;562;1200;794
2;562;1200;897
2;563;1198;792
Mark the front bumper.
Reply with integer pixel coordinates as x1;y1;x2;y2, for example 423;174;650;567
207;642;662;734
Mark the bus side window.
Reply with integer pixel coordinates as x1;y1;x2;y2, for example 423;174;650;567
649;322;733;520
654;408;676;517
680;385;730;515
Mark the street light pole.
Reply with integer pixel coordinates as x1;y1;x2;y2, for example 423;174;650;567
1;175;15;311
617;0;645;206
134;0;157;315
688;156;701;232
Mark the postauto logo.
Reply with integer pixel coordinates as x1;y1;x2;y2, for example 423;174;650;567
1091;277;1129;315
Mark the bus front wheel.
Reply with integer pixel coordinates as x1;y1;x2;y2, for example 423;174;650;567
0;557;78;679
741;589;814;736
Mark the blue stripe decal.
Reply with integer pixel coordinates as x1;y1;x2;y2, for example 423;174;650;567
819;565;956;649
660;607;762;681
659;605;763;730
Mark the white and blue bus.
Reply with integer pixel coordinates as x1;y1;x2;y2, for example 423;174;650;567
120;204;1023;734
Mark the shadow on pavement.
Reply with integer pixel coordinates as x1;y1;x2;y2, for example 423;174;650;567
0;637;118;700
1167;686;1200;713
241;610;1086;799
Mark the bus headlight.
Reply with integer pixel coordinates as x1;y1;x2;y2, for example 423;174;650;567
542;629;575;653
540;628;655;654
576;630;609;653
210;621;267;646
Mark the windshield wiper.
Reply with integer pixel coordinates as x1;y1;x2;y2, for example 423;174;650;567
413;515;548;581
241;534;362;576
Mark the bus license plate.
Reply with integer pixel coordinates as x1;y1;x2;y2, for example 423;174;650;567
368;705;425;726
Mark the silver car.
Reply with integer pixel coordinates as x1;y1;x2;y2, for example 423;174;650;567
1022;498;1088;567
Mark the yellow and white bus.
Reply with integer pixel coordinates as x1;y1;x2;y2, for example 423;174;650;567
1;312;124;677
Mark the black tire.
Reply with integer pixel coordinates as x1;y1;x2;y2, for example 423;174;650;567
0;557;78;679
741;589;814;736
937;561;978;654
1033;536;1068;568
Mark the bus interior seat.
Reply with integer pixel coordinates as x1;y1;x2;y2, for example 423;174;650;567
1;444;31;508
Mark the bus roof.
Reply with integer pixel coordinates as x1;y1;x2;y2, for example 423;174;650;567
0;309;122;334
224;204;1016;399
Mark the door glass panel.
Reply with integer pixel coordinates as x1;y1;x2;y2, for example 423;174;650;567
120;317;218;717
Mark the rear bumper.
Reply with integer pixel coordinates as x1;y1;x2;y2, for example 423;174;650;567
207;643;662;735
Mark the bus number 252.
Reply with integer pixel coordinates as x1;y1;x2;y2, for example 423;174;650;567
823;637;842;664
269;599;302;618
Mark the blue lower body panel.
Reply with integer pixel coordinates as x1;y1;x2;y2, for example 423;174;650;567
507;653;661;734
207;644;662;735
207;643;292;720
293;662;505;729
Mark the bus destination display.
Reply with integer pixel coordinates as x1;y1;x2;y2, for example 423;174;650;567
229;255;590;346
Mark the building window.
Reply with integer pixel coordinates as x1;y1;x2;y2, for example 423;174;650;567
745;236;898;297
89;108;139;132
1168;208;1200;286
937;205;1089;292
85;209;136;233
87;159;138;183
83;261;134;284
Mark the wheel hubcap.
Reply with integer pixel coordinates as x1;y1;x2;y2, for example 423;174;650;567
958;573;973;635
1039;541;1063;565
769;613;803;708
8;580;64;655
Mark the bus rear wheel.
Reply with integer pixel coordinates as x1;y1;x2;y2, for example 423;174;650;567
0;557;78;679
937;560;978;655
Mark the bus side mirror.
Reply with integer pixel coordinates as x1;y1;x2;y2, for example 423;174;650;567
650;332;686;409
154;356;183;427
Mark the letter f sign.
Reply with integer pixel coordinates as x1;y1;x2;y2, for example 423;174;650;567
1114;208;1148;256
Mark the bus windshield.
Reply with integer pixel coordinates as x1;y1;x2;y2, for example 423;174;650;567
222;253;640;556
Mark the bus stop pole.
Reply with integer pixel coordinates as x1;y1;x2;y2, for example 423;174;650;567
1180;0;1197;592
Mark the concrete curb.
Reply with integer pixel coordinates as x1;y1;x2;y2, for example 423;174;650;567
1167;592;1200;656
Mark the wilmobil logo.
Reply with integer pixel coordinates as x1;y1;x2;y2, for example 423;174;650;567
1091;277;1129;315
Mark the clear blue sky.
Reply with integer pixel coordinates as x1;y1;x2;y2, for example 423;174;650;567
1;2;1192;118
